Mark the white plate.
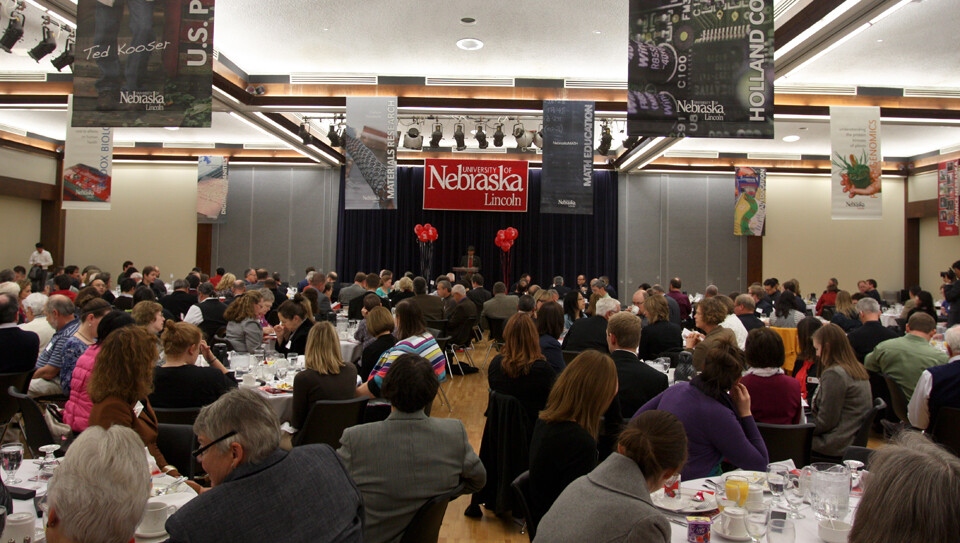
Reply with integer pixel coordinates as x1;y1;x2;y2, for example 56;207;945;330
712;523;751;542
650;487;717;513
135;527;168;539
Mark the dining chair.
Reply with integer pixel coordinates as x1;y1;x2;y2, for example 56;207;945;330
756;422;815;468
293;397;369;448
7;385;59;458
0;370;33;442
842;446;875;466
153;407;202;426
881;374;910;424
399;483;464;543
157;423;201;479
481;316;507;370
510;470;537;541
852;397;887;448
561;350;580;364
928;406;960;456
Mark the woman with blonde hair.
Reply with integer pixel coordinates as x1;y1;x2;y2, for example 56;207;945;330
223;290;264;353
215;272;236;295
149;320;235;408
830;290;861;332
487;313;556;427
388;276;415;306
359;306;397;382
637;294;683;360
809;323;872;458
528;350;618;526
291;322;358;434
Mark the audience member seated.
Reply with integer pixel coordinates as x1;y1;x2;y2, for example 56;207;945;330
353;293;383;350
792;317;823;400
214;272;236;297
517;294;536;318
849;432;960;543
291;322;359;436
906;290;938;322
339;355;485;543
20;292;54;351
809;324;872;458
112;278;136;311
348;273;387;321
165;389;364;542
732;294;763;332
50;274;77;301
606;312;669;419
529;351;617;527
150;320;236;409
908;324;960;430
637;294;683;360
741;328;803;424
686;296;738;372
562;290;585;332
828;290;861;332
487;313;556;427
274;294;315;356
304;272;334;316
159;279;198;322
223;291;264;353
388;276;415;306
255;288;277;334
358;300;446;399
814;277;839;317
466;274;492;318
338;272;367;307
73;286;102;311
58;299;111;397
847;297;899;363
131;299;165;360
536;301;566;374
45;426;150;543
534;410;687;543
447;284;478;348
29;294;80;397
183;282;228;342
865;313;948;402
636;342;768;479
482;281;518;329
0;291;39;373
359;307;397;382
563;296;619;354
770;288;805;328
716;295;748;350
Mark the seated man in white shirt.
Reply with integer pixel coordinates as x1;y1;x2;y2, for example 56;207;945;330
717;295;748;350
908;324;960;430
19;292;55;351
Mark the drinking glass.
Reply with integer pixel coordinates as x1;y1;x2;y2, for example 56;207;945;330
1;443;23;484
725;475;749;506
744;503;770;543
767;463;789;507
767;519;796;543
784;473;805;519
287;353;299;370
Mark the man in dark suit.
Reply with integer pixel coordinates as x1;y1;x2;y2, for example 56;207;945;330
466;273;492;321
411;276;444;322
847;297;900;362
734;294;766;332
183;282;228;342
348;273;387;320
749;284;774;317
159;279;198;322
305;273;335;317
563;296;620;354
437;280;456;318
325;271;340;303
552;276;571;299
113;277;137;311
459;246;481;272
606;312;668;418
481;282;518;329
0;293;39;373
447;285;480;374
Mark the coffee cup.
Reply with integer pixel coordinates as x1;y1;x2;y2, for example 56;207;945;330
138;500;177;535
241;373;256;387
721;506;748;538
3;512;35;542
744;483;764;508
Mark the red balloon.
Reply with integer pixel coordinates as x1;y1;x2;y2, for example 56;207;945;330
501;243;510;252
494;237;503;247
430;231;438;241
414;224;423;234
418;231;429;242
506;227;518;241
424;223;432;230
497;230;506;241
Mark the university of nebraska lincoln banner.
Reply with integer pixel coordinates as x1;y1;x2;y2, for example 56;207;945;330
423;159;528;212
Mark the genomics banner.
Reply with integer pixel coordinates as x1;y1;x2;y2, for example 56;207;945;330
423;159;528;212
734;167;766;236
72;0;215;127
938;160;959;237
62;96;112;210
830;106;882;220
197;156;228;223
627;0;774;139
540;100;594;215
343;96;398;210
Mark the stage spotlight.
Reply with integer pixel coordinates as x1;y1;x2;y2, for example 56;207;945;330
28;20;56;62
326;124;341;147
429;122;443;147
0;13;25;54
475;125;488;149
50;35;74;71
298;122;310;145
622;135;639;149
453;123;466;151
514;122;533;149
403;127;423;150
245;85;265;95
493;123;504;147
532;126;543;148
596;124;613;156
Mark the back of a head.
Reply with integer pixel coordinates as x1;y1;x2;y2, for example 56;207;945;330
413;276;427;295
501;313;542;376
362;292;382;312
161;320;202;357
735;293;755;311
278;294;313;323
131;300;161;326
172;278;189;291
366;306;395;336
194;388;280;464
856;297;880;315
22;292;48;318
119;277;137;293
197;282;216;297
185;275;200;289
304;321;342;375
47;294;76;319
607;312;642;350
669;278;681;289
395;299;426;339
47;425;150;543
812;323;868;379
132;286;156;306
54;274;73;290
797;316;823;360
493;281;506;295
452;284;466;297
704;285;719;297
74;286;102;310
89;326;157;404
536;302;565;339
0;281;19;298
381;354;438;413
354;271;367;284
945;325;960;354
0;293;17;324
96;311;135;345
471;273;484;287
907;312;936;334
540;350;617;439
744;327;784;369
595;296;620;318
715;294;734;315
697;296;728;326
644;293;669;323
395;276;413;292
618;411;687;484
700;342;744;394
517;294;535;313
364;273;381;290
763;278;779;288
553;275;563;286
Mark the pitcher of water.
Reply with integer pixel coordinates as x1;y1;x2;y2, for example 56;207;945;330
812;464;850;521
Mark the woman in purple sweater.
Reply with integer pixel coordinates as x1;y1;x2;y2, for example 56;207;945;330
634;342;768;479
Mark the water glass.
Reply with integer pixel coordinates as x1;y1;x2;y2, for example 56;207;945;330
784;473;806;519
1;443;23;484
744;503;770;543
767;519;796;543
767;463;789;506
287;353;300;371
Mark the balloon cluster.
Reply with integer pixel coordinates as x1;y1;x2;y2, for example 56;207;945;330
495;227;518;252
415;223;438;242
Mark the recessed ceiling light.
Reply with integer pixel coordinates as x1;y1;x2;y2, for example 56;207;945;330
876;39;882;42
460;17;476;26
782;135;800;142
594;30;602;34
456;38;483;51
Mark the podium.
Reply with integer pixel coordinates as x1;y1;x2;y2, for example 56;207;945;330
453;266;479;284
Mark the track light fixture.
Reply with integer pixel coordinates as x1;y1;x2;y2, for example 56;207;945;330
493;123;504;147
245;85;265;95
429;122;443;148
403;126;423;150
514;122;533;149
0;11;25;54
326;123;341;147
622;135;640;149
475;124;488;149
532;125;543;148
298;122;310;145
596;122;613;156
50;32;74;71
453;123;466;151
27;18;56;61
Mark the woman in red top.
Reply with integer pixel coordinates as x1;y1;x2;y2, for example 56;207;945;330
792;317;823;400
740;327;803;424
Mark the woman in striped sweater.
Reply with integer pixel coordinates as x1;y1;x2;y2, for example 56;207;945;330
357;300;447;398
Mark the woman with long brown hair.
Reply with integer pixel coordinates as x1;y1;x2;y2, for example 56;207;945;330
528;350;618;527
810;323;872;458
792;316;823;399
487;313;556;426
274;294;315;356
224;290;264;353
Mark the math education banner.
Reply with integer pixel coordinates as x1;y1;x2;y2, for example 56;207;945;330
71;0;215;127
62;97;112;210
734;167;766;236
197;156;228;223
343;96;398;210
830;106;882;220
423;159;528;212
939;160;959;236
540;100;594;215
627;0;774;139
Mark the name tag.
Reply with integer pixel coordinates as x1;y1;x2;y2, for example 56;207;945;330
285;340;292;350
45;342;54;352
807;377;819;385
133;401;144;418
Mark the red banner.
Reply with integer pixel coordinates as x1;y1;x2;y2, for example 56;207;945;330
938;160;959;236
423;159;528;212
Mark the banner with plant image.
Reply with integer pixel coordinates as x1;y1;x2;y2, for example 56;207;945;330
830;106;882;220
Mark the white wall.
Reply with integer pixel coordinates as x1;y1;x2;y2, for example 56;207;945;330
64;163;198;281
0;148;57;269
0;147;57;184
762;173;905;298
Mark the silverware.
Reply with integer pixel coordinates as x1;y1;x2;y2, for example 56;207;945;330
667;517;688;528
155;476;188;496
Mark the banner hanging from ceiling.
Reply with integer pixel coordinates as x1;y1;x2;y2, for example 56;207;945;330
627;0;774;139
734;167;766;236
62;96;112;210
938;160;959;236
343;96;398;209
540;100;595;215
197;156;228;223
423;159;528;212
71;0;215;128
830;106;882;220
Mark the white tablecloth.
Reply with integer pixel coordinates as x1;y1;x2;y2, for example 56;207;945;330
879;312;900;328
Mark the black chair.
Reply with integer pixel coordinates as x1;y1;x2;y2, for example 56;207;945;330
820;305;836;320
0;371;33;442
881;374;910;424
426;319;449;337
449;316;480;370
481;316;507;370
399;484;464;543
929;406;960;456
853;397;887;448
842;446;875;466
7;386;59;457
561;350;580;364
154;407;202;426
363;400;393;423
293;397;368;448
157;423;200;479
510;471;536;541
756;422;815;468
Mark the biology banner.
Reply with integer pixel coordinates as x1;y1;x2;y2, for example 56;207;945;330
627;0;774;139
423;159;528;212
343;97;398;210
830;106;882;220
71;0;215;127
734;167;766;236
62;96;112;210
540;100;594;215
938;160;959;237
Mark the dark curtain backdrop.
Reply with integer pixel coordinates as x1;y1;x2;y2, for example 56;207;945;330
336;167;618;290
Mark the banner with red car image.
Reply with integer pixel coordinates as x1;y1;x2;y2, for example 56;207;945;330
830;106;882;220
938;160;959;236
423;158;528;212
62;96;113;210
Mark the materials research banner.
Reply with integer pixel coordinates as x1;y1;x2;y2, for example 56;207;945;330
197;156;228;223
830;106;882;220
627;0;774;139
72;0;215;127
734;167;766;236
938;160;959;237
423;159;528;212
540;100;594;215
62;96;113;210
343;97;398;210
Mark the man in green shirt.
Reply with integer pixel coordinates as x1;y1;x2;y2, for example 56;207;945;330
865;313;948;401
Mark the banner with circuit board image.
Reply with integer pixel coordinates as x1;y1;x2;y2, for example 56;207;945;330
627;0;774;139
